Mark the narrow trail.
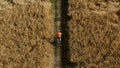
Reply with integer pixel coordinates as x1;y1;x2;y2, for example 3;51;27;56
54;45;62;68
54;0;62;68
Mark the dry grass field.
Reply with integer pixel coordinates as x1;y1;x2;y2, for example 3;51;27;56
0;0;54;68
68;0;120;67
0;0;120;68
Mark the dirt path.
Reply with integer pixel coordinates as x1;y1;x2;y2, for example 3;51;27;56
54;0;62;68
54;45;62;68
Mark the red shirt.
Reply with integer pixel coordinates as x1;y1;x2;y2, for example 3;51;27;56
57;32;62;38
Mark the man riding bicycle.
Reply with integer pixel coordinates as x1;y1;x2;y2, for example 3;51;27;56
57;30;62;43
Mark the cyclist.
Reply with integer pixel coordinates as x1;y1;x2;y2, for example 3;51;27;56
57;30;62;43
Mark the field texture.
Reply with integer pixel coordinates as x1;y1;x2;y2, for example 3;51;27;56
68;0;120;67
0;0;54;68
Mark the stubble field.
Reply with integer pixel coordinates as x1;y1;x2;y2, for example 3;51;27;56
67;0;120;67
0;0;120;68
0;0;54;68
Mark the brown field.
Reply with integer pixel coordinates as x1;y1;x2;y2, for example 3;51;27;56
0;0;54;68
0;0;120;68
67;0;120;67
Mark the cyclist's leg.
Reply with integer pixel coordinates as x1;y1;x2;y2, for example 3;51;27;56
59;38;61;42
58;38;61;44
57;37;59;43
